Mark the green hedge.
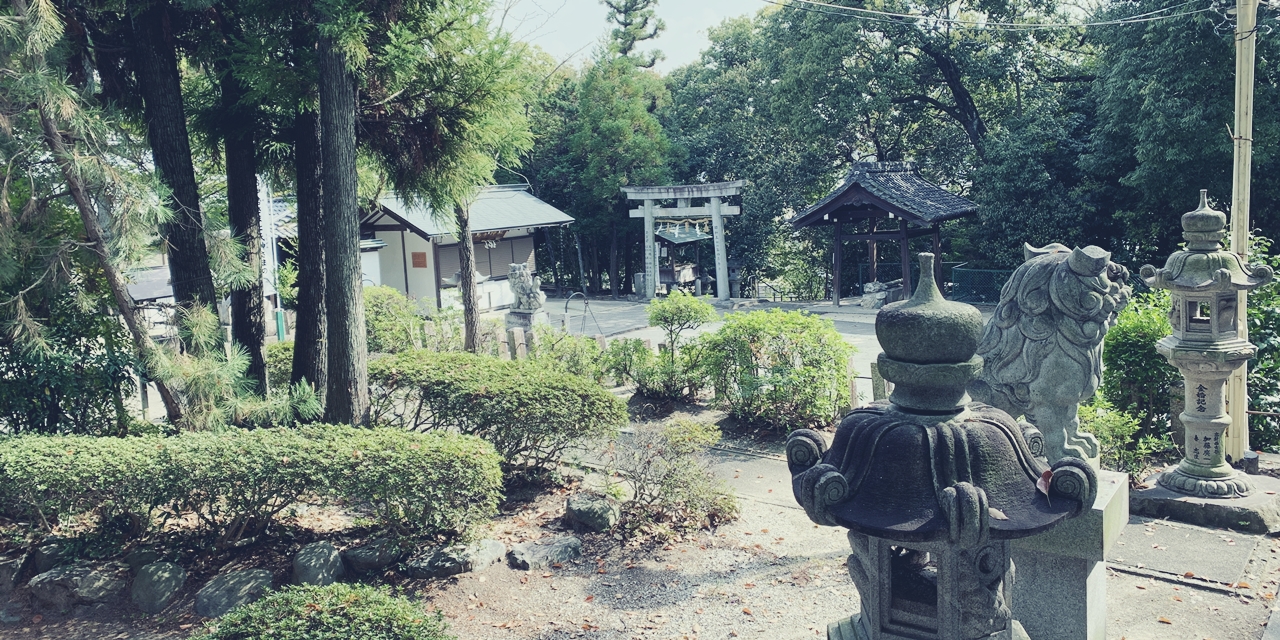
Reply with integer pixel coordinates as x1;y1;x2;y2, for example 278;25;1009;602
698;309;853;431
1101;291;1180;433
0;425;501;544
197;584;453;640
369;350;626;471
266;341;294;390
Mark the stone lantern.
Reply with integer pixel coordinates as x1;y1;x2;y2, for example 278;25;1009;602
788;253;1098;640
1139;190;1273;498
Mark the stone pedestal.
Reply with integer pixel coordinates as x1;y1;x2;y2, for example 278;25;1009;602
505;309;547;331
1131;470;1280;534
1011;470;1128;640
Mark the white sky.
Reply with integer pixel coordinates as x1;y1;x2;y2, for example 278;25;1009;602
496;0;763;73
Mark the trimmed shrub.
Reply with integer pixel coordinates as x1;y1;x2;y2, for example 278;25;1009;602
1101;290;1180;433
0;426;501;544
368;350;626;471
313;425;502;536
0;434;167;533
698;309;853;431
611;292;717;400
266;341;293;390
602;338;707;400
365;286;425;355
197;583;453;640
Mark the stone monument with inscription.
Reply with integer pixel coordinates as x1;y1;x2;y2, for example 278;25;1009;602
1141;191;1273;497
788;253;1097;640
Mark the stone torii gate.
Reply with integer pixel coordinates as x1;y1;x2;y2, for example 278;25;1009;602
622;180;746;301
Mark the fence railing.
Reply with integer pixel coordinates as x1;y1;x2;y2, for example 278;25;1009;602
950;266;1013;304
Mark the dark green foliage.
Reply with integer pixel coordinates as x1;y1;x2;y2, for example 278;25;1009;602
698;310;853;431
1101;291;1180;433
266;341;294;391
0;293;138;436
0;425;501;544
197;583;453;640
368;350;626;471
1247;241;1280;451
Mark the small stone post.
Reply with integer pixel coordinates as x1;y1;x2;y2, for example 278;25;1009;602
643;199;657;299
711;196;729;301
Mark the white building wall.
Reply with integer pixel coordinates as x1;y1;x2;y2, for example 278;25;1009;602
375;231;407;293
360;251;382;288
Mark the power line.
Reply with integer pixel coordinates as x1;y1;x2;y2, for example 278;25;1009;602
763;0;1216;31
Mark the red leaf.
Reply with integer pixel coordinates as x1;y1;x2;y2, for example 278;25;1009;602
1037;470;1053;506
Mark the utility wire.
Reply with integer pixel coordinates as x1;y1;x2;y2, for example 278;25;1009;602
764;0;1216;31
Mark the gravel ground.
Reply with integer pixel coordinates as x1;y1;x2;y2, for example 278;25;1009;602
416;493;858;640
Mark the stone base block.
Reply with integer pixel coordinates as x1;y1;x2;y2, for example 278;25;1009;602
505;310;548;331
1131;470;1280;534
826;614;1029;640
1012;469;1128;640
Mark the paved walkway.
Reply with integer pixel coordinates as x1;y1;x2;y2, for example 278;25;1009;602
704;434;1280;640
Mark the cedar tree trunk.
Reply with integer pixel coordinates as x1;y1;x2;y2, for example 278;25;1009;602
290;110;327;392
319;36;368;425
221;73;267;393
132;1;217;308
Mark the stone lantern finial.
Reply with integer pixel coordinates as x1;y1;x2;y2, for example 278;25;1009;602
1139;192;1274;498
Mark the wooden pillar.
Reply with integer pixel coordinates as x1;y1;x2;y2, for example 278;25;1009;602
711;196;730;301
833;220;843;307
643;199;656;299
932;225;943;287
899;218;912;298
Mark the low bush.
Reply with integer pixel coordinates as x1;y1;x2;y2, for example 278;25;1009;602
197;583;453;640
369;350;626;472
365;286;426;355
602;338;707;400
699;309;853;431
323;425;502;536
1101;290;1181;433
527;325;607;384
265;341;293;390
617;293;717;400
1247;238;1280;451
1078;397;1173;481
608;419;738;537
0;425;501;545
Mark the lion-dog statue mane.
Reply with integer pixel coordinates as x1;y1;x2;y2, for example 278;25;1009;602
968;243;1132;465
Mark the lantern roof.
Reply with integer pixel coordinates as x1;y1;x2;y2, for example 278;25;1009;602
1140;191;1274;293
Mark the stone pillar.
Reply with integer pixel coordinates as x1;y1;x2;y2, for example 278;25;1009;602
1012;470;1128;640
643;199;656;299
711;196;729;301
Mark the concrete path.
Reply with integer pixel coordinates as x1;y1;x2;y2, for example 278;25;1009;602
705;434;1280;640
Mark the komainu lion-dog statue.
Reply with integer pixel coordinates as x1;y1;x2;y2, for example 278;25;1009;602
968;243;1131;466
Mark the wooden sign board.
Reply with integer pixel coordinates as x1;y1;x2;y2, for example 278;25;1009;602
411;252;428;269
